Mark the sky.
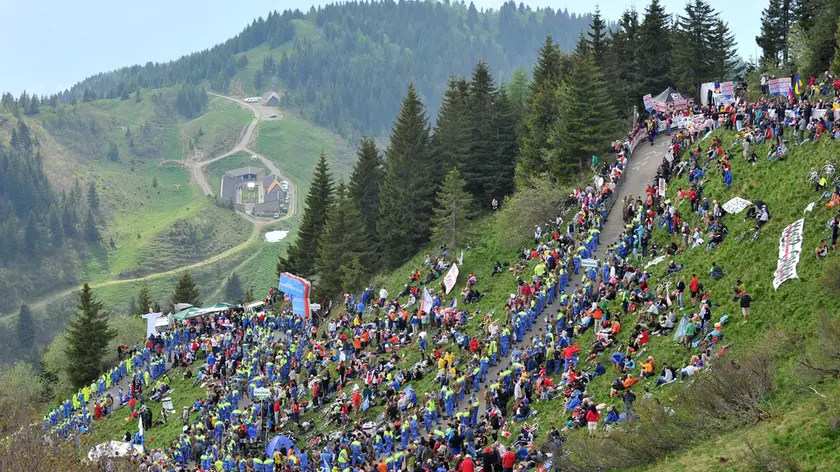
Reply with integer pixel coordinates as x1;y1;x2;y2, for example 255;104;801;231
0;0;762;96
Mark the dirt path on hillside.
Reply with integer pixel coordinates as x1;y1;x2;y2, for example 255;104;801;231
459;137;670;413
1;94;299;318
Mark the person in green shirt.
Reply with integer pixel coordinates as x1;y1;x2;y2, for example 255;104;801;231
681;320;697;347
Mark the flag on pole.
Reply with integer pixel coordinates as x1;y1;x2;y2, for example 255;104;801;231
795;75;803;96
420;288;433;313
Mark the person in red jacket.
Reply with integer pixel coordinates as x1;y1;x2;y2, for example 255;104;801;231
501;449;516;472
459;455;475;472
562;343;582;373
585;405;601;436
689;274;700;307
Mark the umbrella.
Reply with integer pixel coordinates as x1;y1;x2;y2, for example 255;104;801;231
197;302;236;315
172;307;202;321
266;435;296;457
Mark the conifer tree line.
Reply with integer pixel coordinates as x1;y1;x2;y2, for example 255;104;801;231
17;2;594;140
0;121;100;265
275;0;750;303
754;0;840;77
278;60;525;301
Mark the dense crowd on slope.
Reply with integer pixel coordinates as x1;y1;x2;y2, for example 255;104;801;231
41;80;840;472
41;129;634;472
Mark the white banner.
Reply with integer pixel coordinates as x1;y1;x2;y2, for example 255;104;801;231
443;263;460;294
722;197;753;215
645;255;667;269
581;258;598;268
420;288;434;313
773;219;805;290
253;387;271;399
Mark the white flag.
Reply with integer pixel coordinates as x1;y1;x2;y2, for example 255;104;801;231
420;288;433;314
443;263;460;294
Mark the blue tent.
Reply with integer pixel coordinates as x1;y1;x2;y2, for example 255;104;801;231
266;435;296;458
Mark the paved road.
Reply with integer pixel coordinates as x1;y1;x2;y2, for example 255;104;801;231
457;136;670;413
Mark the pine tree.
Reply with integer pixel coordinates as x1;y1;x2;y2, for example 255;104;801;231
462;62;499;205
171;271;202;308
518;36;563;181
671;0;719;93
348;137;384;251
638;0;673;94
15;303;37;363
315;182;371;300
587;7;610;68
88;181;99;210
504;67;531;126
489;87;518;200
84;209;100;242
64;284;116;389
431;76;471;177
24;217;38;256
128;297;137;318
225;272;245;302
532;35;564;88
136;282;153;315
135;90;141;103
278;152;334;277
62;194;78;237
709;20;740;80
107;143;120;162
341;256;369;295
609;9;643;116
551;52;619;180
757;0;784;66
48;204;63;248
432;168;474;251
0;215;20;263
152;176;158;188
378;83;433;269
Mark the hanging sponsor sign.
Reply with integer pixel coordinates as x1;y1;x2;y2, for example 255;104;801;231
279;272;312;318
773;219;805;290
720;81;735;98
722;197;753;214
643;94;654;112
443;263;460;294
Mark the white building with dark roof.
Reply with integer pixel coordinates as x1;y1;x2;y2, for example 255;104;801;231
220;166;286;217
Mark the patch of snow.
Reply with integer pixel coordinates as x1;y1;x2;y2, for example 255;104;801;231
264;230;289;243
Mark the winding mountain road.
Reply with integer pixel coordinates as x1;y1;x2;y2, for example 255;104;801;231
1;94;298;317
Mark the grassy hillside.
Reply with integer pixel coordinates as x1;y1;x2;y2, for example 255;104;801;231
0;86;338;361
180;97;253;159
254;115;355;192
544;131;840;471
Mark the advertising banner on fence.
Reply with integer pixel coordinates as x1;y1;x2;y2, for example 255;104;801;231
643;94;654;112
443;263;460;294
773;219;805;290
278;272;312;318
